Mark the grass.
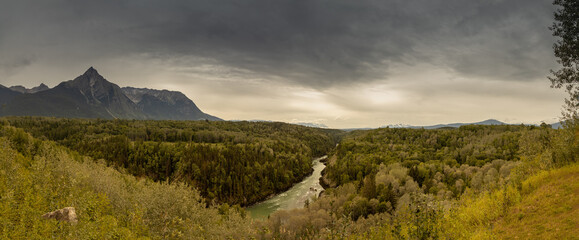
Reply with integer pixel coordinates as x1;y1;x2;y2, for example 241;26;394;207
492;163;579;239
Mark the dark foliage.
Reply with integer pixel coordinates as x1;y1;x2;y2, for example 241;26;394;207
3;117;339;206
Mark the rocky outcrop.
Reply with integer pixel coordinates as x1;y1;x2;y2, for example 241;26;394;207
42;207;78;224
319;173;336;189
319;155;337;189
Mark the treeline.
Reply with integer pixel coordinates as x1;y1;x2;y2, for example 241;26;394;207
1;117;339;205
325;125;544;186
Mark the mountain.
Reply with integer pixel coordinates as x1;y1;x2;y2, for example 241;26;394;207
294;122;329;128
0;85;22;106
0;67;220;121
9;83;49;94
422;119;506;129
393;119;568;130
382;119;507;129
0;67;143;119
122;87;221;121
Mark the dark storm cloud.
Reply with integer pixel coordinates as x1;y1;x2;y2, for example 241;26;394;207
0;0;556;88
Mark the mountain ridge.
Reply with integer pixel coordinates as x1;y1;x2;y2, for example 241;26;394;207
0;67;220;121
9;83;49;94
383;119;507;129
0;84;23;106
122;87;221;121
383;119;563;129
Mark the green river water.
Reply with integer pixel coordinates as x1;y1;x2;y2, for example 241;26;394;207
246;156;327;219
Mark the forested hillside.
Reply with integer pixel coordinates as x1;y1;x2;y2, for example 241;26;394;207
0;125;252;239
2;117;339;206
0;116;577;239
258;123;578;239
325;125;538;187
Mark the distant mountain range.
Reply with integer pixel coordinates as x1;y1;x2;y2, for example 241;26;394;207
413;119;506;129
384;119;563;129
294;122;329;128
0;67;220;121
9;83;49;94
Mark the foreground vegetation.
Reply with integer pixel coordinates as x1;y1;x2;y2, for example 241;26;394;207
493;163;579;239
0;125;252;239
0;116;577;239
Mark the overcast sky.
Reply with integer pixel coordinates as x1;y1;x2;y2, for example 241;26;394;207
0;0;567;128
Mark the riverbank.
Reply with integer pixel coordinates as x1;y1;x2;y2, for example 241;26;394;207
319;155;337;190
246;156;327;219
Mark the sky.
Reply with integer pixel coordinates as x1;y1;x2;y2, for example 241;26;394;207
0;0;568;128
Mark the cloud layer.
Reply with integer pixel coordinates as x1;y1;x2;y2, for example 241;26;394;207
0;0;566;127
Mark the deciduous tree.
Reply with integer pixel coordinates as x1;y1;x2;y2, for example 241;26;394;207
550;0;579;118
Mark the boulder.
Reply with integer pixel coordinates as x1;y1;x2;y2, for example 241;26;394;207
42;207;78;224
